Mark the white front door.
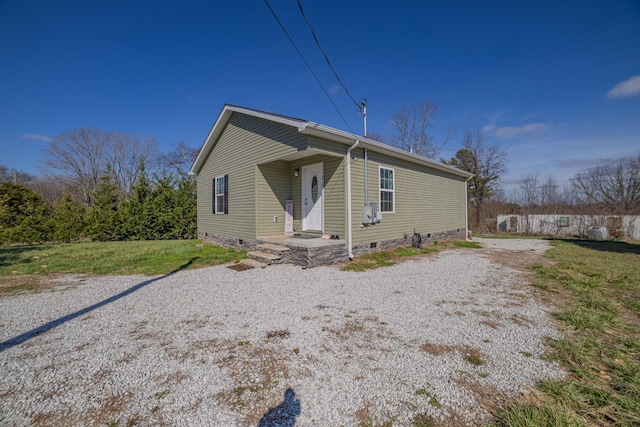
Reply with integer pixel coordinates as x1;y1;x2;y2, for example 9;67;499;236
302;162;323;232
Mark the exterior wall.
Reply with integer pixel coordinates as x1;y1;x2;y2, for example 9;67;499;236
349;148;468;248
196;112;307;242
497;214;640;240
352;228;465;256
256;160;291;236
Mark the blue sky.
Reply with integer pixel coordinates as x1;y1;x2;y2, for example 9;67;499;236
1;0;639;190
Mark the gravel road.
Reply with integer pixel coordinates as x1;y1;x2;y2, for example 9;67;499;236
0;238;564;426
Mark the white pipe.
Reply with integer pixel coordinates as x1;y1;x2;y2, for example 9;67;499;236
362;101;367;137
465;176;472;240
364;148;368;205
347;139;360;259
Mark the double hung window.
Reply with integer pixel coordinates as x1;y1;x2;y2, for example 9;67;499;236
379;167;394;213
213;175;228;214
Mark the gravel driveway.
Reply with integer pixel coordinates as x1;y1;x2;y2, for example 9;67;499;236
0;238;564;426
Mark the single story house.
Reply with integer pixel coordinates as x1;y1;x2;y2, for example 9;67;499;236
189;105;472;266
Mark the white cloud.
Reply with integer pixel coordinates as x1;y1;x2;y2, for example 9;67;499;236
485;123;549;138
22;133;52;142
607;74;640;98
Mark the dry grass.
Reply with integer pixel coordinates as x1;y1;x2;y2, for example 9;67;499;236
420;342;454;356
265;330;291;339
490;239;640;426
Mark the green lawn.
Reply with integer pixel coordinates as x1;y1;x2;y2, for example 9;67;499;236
0;240;245;278
494;239;640;427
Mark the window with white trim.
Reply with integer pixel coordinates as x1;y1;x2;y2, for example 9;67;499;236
379;166;394;213
213;175;228;214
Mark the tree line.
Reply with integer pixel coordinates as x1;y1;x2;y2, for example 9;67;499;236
1;128;198;245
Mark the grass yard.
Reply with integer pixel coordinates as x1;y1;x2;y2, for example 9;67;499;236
494;239;640;427
0;240;245;293
341;240;482;272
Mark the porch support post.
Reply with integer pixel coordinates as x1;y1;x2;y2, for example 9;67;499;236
346;139;360;259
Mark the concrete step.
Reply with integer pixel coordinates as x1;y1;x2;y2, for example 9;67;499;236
247;250;282;265
239;258;268;269
256;243;290;255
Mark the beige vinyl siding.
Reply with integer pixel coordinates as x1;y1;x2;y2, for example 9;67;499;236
319;155;346;237
256;161;291;236
308;136;349;157
350;148;466;247
197;112;307;241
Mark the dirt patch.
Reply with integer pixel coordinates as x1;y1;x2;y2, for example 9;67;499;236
483;248;549;272
0;274;89;297
0;275;51;296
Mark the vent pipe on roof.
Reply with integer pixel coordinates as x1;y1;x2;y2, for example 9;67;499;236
361;99;367;137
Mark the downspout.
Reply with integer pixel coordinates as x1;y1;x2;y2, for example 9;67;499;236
347;139;361;259
364;148;368;205
465;176;472;240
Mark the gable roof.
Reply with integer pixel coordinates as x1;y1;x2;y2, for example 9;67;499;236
190;104;472;179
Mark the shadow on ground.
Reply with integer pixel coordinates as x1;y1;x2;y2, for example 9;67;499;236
258;388;300;427
556;238;640;255
0;258;197;353
0;244;55;268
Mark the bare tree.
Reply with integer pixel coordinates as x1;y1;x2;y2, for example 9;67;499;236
519;173;539;210
539;174;563;212
0;165;35;184
109;132;158;193
390;100;455;158
42;128;159;204
443;129;507;230
158;141;199;180
42;128;111;204
572;152;640;215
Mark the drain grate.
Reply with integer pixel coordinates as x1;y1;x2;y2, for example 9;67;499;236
227;263;253;271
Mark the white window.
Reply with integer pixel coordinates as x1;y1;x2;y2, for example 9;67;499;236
214;175;227;214
379;166;394;213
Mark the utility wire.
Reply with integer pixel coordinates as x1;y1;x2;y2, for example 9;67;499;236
263;0;355;134
296;0;360;111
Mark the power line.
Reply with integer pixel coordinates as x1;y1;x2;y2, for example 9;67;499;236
263;0;355;134
296;0;360;111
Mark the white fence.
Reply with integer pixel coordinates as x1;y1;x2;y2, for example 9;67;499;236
496;214;640;240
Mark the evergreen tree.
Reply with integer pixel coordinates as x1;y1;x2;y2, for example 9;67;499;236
50;192;85;242
0;182;50;244
119;165;153;239
172;177;197;239
148;175;177;239
85;167;122;241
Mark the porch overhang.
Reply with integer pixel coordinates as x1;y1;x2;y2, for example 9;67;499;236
256;147;343;165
